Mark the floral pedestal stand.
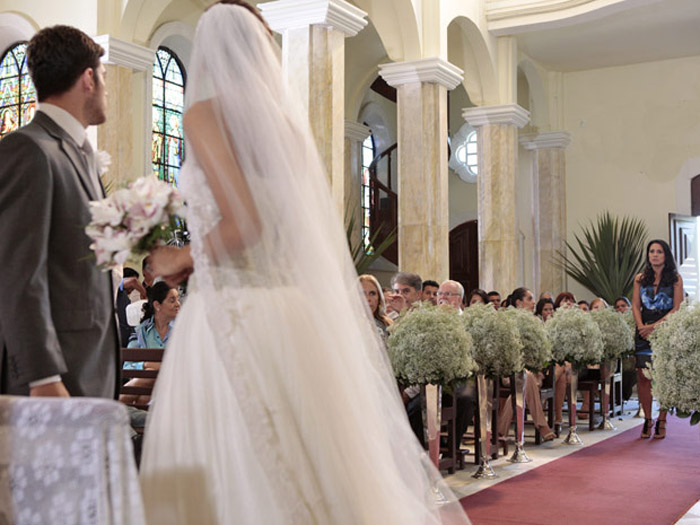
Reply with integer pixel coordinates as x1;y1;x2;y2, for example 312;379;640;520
508;371;532;463
564;368;584;445
597;360;617;431
421;384;442;468
473;374;497;478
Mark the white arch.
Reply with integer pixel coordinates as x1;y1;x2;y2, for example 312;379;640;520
0;12;37;54
518;57;549;129
149;21;194;70
447;16;499;107
358;100;392;155
353;0;421;61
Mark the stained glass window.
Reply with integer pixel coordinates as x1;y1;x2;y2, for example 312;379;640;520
361;133;375;249
0;42;37;139
152;47;186;186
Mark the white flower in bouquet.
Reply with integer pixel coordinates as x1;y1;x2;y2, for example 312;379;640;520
96;149;111;176
546;306;604;366
621;310;635;333
648;303;700;422
85;176;185;271
387;304;477;386
503;307;552;371
590;307;634;361
462;304;523;377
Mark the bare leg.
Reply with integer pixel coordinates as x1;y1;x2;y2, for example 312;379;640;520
525;371;553;438
554;363;570;423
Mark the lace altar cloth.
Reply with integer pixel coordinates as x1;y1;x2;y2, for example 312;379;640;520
0;396;145;524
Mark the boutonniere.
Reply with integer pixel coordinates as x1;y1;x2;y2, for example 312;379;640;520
96;150;112;177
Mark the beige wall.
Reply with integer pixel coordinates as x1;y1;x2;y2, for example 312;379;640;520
562;54;700;300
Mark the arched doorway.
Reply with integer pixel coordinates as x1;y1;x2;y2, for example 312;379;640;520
449;220;478;295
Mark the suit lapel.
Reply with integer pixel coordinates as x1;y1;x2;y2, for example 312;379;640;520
32;112;100;201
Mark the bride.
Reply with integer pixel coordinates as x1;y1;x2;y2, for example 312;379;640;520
140;1;469;523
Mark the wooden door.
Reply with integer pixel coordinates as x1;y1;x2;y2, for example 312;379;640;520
449;220;478;296
669;213;697;299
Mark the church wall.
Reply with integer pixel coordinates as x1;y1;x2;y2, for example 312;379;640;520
0;1;97;33
562;53;700;300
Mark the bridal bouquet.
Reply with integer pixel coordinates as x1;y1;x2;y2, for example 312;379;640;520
546;306;604;366
462;304;523;377
387;304;477;385
590;307;634;361
85;177;185;271
503;307;552;371
648;304;700;425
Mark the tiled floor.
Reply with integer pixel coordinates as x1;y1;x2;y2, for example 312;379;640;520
445;399;700;523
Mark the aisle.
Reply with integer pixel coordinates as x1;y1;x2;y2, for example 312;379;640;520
459;416;700;525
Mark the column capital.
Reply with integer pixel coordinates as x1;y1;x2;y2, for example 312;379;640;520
259;0;367;36
520;131;572;150
462;103;530;128
345;121;370;142
378;58;463;90
94;35;154;72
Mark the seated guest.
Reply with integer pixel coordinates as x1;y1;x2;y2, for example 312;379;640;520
437;280;475;448
614;296;636;399
421;280;440;305
553;291;577;429
577;300;590;312
116;267;147;346
499;287;555;442
590;297;608;311
359;274;393;341
127;282;180;350
536;297;555;321
614;296;631;313
467;288;489;307
539;291;554;301
487;290;501;309
121;282;180;407
390;272;425;444
390;272;423;309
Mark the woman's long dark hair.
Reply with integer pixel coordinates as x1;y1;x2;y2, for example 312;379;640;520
535;298;554;317
639;239;679;287
141;281;172;323
467;288;489;305
508;287;530;308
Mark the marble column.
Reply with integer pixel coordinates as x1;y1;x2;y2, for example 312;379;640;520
93;35;154;190
344;121;370;248
260;0;367;216
379;58;463;282
463;104;530;295
520;131;572;295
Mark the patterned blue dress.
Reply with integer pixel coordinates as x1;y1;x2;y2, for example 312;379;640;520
634;283;674;367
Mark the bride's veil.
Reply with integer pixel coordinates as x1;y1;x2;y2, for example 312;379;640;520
156;3;469;523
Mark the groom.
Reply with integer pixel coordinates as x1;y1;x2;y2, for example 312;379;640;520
0;25;119;398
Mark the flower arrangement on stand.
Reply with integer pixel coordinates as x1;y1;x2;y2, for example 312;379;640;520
462;304;523;476
503;307;552;372
387;304;477;467
546;307;604;444
85;177;185;271
590;307;634;430
648;304;700;429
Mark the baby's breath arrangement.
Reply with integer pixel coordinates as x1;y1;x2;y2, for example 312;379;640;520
503;307;552;371
546;306;604;366
387;304;477;385
621;310;636;333
590;307;634;360
648;304;700;425
462;304;523;377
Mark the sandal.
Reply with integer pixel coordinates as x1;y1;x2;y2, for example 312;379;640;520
653;419;666;440
641;418;653;439
553;422;562;438
541;431;556;443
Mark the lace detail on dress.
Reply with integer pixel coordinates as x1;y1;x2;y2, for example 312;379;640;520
178;165;326;523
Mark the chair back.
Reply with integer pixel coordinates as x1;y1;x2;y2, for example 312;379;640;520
120;347;165;411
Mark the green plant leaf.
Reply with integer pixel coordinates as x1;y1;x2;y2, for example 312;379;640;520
554;212;648;303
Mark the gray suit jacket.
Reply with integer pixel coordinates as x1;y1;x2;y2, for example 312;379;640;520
0;111;119;398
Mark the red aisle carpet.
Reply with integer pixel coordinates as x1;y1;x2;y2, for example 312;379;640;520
460;416;700;524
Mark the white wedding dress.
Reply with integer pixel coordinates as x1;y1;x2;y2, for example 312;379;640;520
139;4;469;524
